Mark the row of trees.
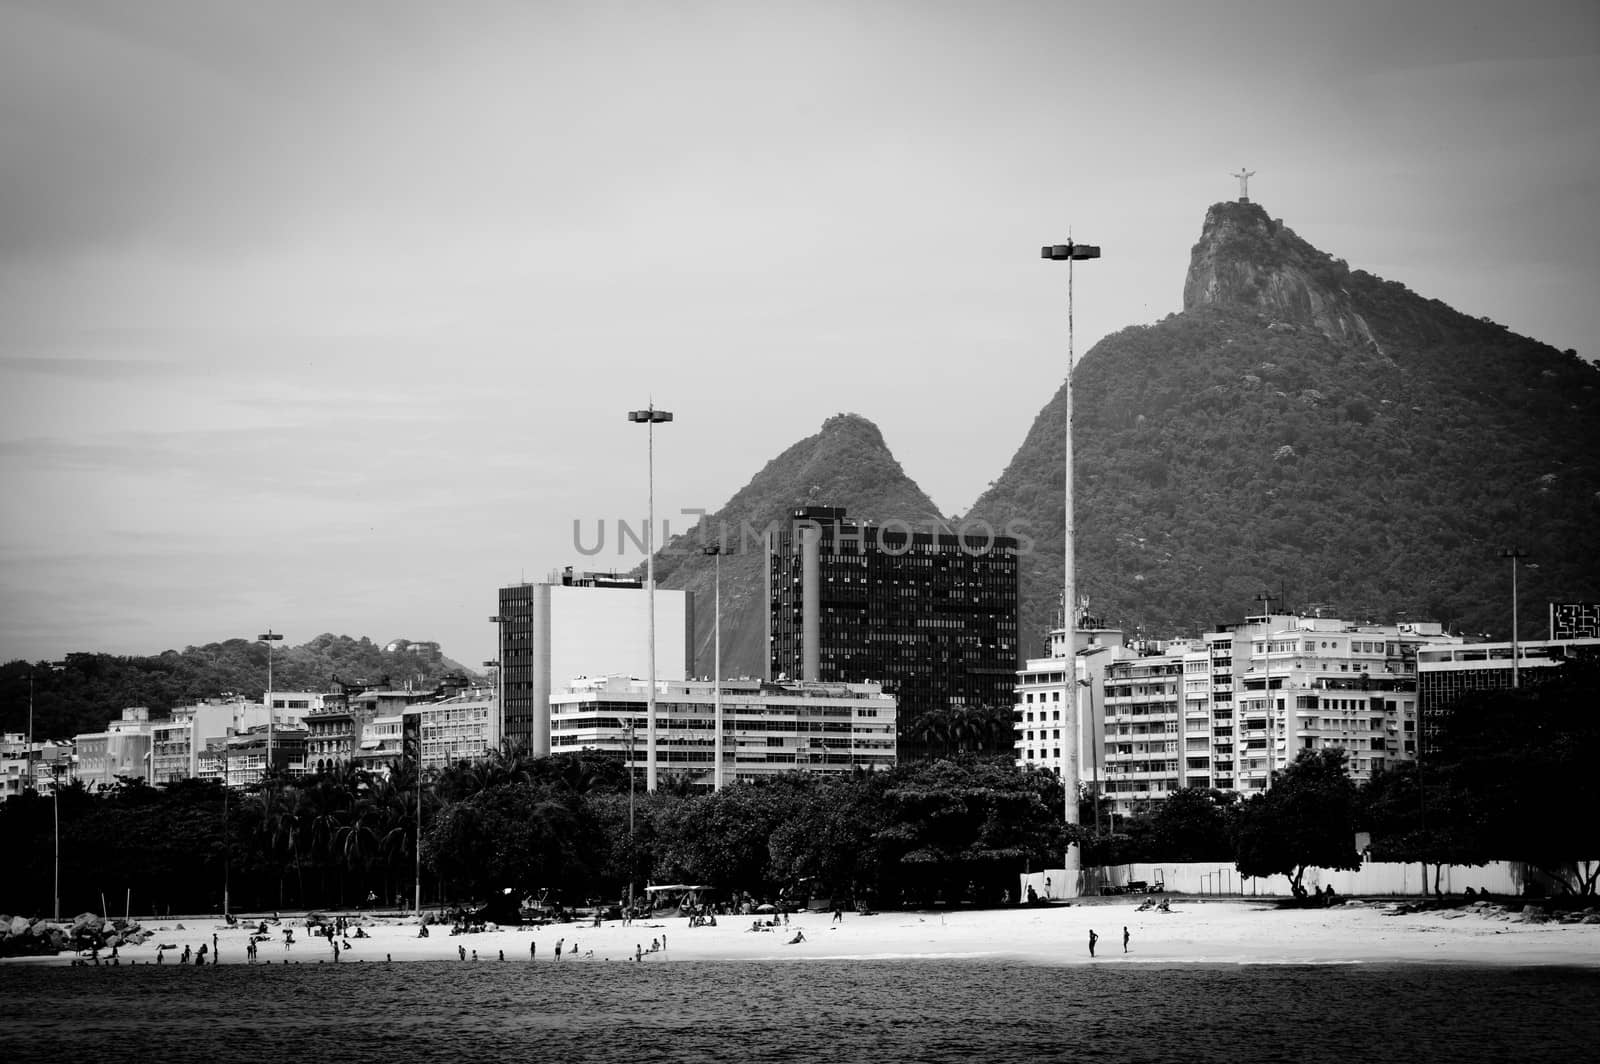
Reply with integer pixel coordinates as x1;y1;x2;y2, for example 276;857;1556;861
2;663;1593;917
0;752;1074;919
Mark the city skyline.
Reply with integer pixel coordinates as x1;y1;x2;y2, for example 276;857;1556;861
3;1;1597;666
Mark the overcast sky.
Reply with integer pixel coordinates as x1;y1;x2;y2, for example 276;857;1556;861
2;0;1596;670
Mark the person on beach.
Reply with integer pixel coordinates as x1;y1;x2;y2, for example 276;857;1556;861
636;944;642;962
1123;927;1129;953
788;930;806;944
833;906;843;924
283;929;294;950
1089;930;1098;958
530;941;536;960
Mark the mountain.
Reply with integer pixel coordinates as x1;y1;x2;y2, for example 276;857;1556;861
650;412;945;680
967;200;1600;656
1;634;479;740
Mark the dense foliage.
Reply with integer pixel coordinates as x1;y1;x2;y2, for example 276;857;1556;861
1357;660;1600;896
1;634;476;740
970;207;1600;653
0;754;1072;918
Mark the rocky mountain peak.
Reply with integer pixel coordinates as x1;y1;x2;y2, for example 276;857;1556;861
1183;201;1376;347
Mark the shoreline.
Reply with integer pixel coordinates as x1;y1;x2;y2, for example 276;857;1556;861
6;898;1598;970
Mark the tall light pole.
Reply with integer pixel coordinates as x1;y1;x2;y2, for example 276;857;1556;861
627;405;673;792
624;715;636;915
28;669;35;794
25;660;64;793
258;630;284;783
1256;589;1274;788
1502;547;1528;688
704;543;724;791
52;757;65;920
1041;237;1100;896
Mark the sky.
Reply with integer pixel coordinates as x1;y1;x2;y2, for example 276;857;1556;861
2;0;1597;670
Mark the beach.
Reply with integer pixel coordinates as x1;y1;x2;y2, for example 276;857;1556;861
11;897;1598;969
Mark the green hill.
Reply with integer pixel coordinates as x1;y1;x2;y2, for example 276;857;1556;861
968;201;1600;655
2;634;478;740
649;412;946;681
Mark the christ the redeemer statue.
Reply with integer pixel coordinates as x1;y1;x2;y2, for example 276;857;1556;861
1231;168;1256;203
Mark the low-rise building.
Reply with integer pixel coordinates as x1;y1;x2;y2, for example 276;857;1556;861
74;707;154;791
1416;636;1600;753
404;687;499;772
550;675;897;790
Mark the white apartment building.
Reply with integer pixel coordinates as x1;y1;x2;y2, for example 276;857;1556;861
1;735;74;796
147;694;324;785
1018;608;1464;816
550;675;897;790
405;687;499;772
1013;618;1138;785
74;706;155;790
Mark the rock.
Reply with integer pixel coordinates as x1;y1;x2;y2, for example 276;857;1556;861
1581;914;1600;925
9;915;29;936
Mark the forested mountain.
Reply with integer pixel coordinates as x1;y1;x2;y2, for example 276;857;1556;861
968;201;1600;655
650;412;944;681
1;634;477;740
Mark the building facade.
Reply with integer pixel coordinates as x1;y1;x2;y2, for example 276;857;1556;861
1416;636;1600;753
550;674;897;790
1016;608;1464;816
766;506;1018;753
496;568;693;757
73;706;154;790
404;687;499;772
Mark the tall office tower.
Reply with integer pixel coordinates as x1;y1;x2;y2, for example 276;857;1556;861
496;567;693;755
765;505;1019;756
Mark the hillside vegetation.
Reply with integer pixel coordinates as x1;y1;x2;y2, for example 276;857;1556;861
969;202;1600;653
2;634;476;739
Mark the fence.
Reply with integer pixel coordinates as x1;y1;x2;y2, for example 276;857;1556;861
1020;859;1595;900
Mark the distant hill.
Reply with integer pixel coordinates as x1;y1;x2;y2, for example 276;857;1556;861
967;201;1600;655
649;412;946;681
1;634;479;740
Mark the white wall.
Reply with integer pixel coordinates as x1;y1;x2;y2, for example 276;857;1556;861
1022;860;1591;899
551;585;689;684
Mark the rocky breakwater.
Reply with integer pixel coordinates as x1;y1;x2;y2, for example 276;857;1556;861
0;912;154;958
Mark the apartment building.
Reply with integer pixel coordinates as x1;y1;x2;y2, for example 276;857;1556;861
550;674;896;790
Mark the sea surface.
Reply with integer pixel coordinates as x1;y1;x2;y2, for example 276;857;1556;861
3;958;1597;1063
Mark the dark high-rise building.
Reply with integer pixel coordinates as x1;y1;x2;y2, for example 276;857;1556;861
765;506;1019;754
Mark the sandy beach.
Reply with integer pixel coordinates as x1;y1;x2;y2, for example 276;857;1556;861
12;898;1597;969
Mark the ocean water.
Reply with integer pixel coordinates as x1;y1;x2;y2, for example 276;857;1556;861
3;959;1597;1063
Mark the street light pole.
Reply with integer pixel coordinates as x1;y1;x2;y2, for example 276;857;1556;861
625;716;636;915
627;405;673;792
24;660;63;794
258;630;283;783
1041;237;1101;897
1502;547;1528;688
704;543;724;791
52;759;63;920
